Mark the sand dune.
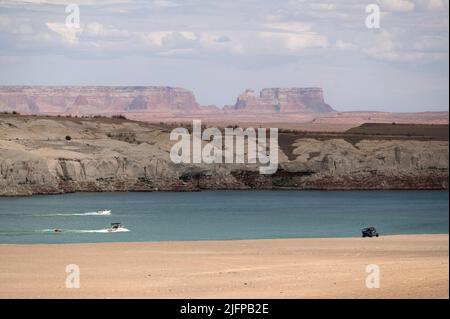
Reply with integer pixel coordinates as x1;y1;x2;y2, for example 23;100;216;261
0;234;448;298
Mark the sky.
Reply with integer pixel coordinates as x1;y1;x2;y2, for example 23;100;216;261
0;0;448;112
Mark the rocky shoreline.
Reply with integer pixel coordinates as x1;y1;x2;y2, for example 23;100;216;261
0;114;448;197
3;173;448;197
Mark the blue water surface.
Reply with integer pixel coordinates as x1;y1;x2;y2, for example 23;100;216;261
0;190;447;243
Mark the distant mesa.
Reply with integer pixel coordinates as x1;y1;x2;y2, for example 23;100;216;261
0;85;334;115
226;87;334;113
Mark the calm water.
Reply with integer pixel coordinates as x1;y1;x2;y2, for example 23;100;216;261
0;191;448;243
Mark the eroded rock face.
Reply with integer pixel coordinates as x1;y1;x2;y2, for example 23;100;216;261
281;138;449;189
230;88;334;113
0;115;448;196
0;86;200;114
0;86;336;115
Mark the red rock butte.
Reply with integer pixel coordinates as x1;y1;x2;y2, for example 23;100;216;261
226;87;334;113
0;86;333;115
0;86;447;128
0;86;200;114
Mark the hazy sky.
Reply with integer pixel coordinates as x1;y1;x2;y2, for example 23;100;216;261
0;0;448;111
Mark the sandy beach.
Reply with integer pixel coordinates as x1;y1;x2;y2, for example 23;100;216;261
0;234;448;299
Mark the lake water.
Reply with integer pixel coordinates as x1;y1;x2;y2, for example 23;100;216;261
0;191;448;243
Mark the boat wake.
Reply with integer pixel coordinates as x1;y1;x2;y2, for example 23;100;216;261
40;227;130;234
39;210;112;217
0;230;37;236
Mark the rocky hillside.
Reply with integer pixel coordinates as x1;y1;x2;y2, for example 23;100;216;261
0;114;447;196
227;88;334;113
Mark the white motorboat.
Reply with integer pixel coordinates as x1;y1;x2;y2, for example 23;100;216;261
107;222;127;232
97;210;111;215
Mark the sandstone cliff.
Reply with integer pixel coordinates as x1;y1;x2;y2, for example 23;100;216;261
228;87;334;113
0;86;334;115
0;114;447;196
0;86;200;115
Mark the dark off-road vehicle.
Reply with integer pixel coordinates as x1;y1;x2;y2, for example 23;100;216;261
362;227;379;238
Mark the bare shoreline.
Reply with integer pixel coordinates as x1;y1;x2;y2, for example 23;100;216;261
1;188;448;199
0;232;448;246
0;234;448;299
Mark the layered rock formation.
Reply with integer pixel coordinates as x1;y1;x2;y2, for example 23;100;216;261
0;114;447;196
0;86;334;115
0;86;200;114
227;87;334;113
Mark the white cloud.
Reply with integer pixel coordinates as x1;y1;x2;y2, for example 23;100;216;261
0;15;11;29
139;31;170;47
257;21;328;54
0;0;133;5
362;30;398;60
13;23;33;34
46;22;81;44
267;22;312;33
150;0;180;8
161;31;198;49
416;0;449;10
362;29;448;62
335;40;358;51
1;0;448;66
378;0;416;11
83;22;129;38
308;3;336;11
259;31;328;53
34;31;52;42
413;35;449;50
